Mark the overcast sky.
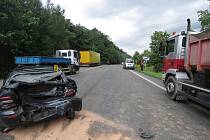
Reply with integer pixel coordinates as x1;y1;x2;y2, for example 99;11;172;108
42;0;209;55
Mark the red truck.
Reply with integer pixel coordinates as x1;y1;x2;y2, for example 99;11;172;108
162;19;210;108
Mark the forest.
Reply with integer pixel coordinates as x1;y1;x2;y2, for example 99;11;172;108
0;0;130;76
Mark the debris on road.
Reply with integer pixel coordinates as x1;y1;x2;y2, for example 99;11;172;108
138;128;154;139
7;110;137;140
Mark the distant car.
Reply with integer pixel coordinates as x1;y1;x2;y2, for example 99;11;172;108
123;58;135;69
0;66;82;132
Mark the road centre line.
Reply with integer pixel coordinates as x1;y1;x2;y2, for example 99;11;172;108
129;70;166;91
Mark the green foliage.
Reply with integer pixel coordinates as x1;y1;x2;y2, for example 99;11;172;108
67;27;129;63
135;64;162;79
133;50;151;64
198;5;210;30
149;31;169;72
0;0;129;74
133;51;141;64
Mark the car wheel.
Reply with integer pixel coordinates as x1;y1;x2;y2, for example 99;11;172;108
66;109;75;120
166;76;177;100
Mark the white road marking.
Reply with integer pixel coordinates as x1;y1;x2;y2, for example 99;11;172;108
129;70;166;91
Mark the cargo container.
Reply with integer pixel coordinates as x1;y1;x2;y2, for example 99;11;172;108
162;19;210;108
186;32;210;72
80;51;100;66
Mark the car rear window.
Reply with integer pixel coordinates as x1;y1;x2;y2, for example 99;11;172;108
126;60;134;63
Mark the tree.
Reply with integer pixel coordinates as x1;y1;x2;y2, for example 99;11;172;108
133;51;141;64
198;1;210;30
149;31;169;72
141;50;151;58
0;0;129;76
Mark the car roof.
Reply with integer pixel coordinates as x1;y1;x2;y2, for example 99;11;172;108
126;58;133;60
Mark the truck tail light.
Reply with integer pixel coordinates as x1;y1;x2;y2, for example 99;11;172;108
64;88;76;97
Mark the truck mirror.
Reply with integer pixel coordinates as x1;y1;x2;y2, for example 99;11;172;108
181;31;186;35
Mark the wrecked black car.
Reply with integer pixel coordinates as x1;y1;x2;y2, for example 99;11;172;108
0;66;82;132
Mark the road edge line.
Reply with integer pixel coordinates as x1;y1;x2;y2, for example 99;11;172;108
129;70;166;91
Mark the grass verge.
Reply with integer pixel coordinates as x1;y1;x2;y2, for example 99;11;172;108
135;65;162;79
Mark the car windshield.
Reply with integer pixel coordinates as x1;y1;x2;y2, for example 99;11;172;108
127;60;133;63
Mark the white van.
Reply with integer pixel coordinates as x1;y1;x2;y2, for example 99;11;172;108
123;58;135;69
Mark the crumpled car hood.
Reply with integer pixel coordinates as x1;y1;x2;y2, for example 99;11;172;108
3;66;68;87
10;71;62;84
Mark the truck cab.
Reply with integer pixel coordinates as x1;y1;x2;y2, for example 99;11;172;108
56;50;80;71
162;20;210;108
162;32;186;73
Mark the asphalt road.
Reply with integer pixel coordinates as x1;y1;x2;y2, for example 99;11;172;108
1;65;210;140
70;65;210;140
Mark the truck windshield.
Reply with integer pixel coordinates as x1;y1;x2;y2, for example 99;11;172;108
74;51;78;58
166;39;175;55
68;51;71;57
182;37;186;47
62;52;67;57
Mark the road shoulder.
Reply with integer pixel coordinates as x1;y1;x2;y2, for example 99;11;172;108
130;70;165;91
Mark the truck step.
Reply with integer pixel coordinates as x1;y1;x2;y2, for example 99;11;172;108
176;92;187;101
176;95;187;101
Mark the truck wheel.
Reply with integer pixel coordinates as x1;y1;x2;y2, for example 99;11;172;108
165;76;177;100
66;109;75;120
73;68;76;74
